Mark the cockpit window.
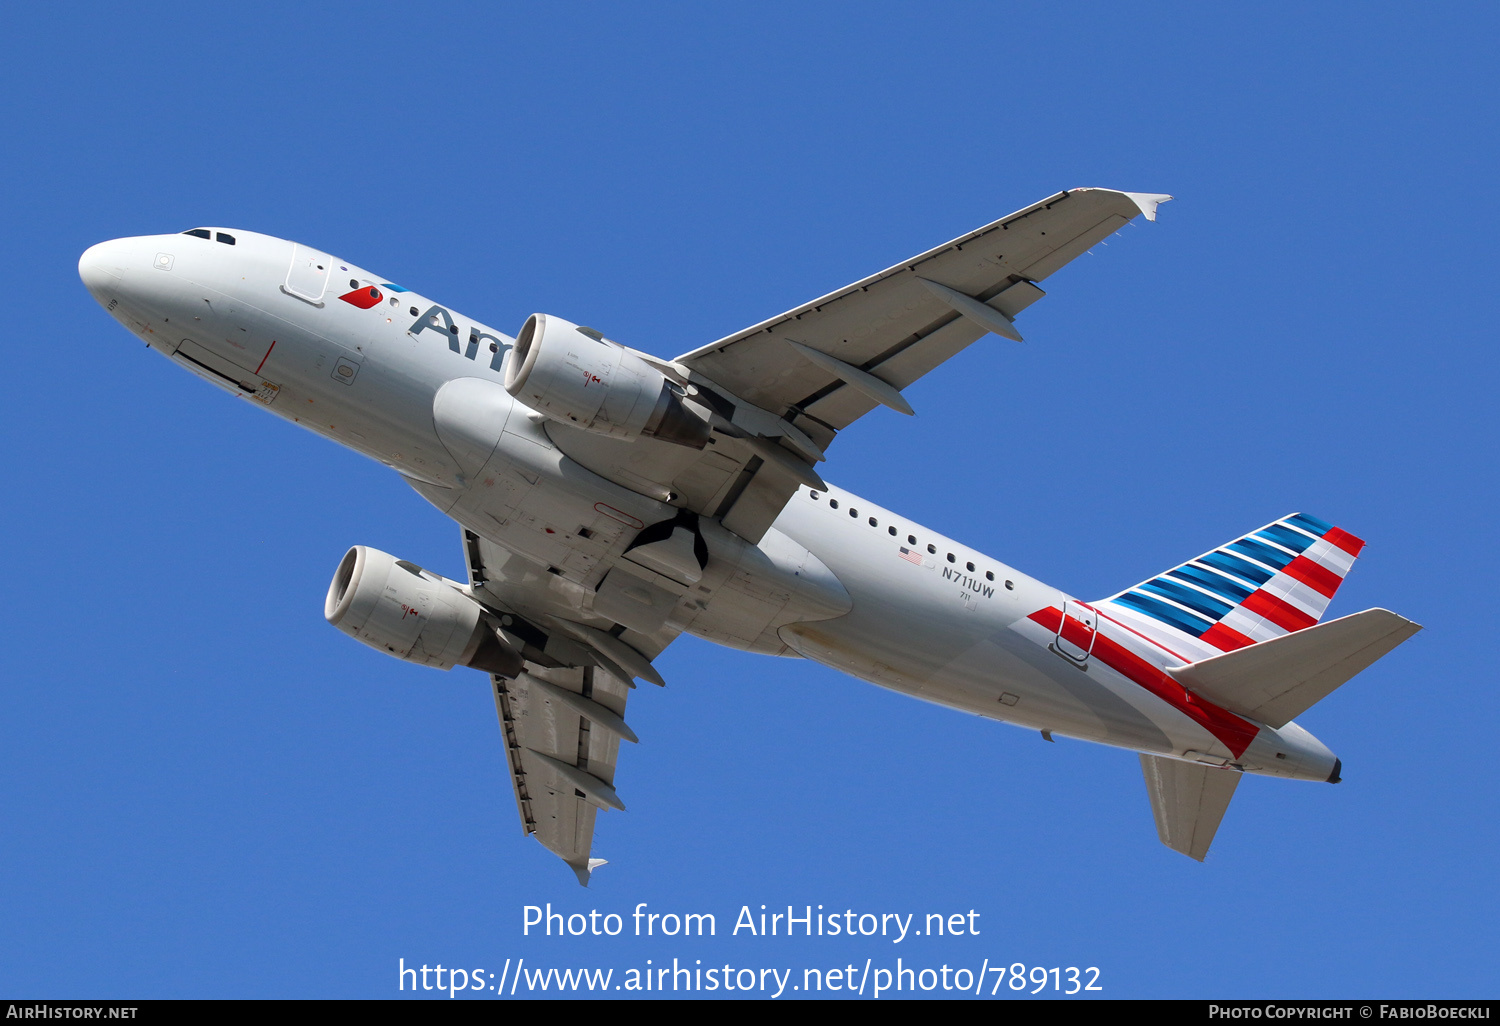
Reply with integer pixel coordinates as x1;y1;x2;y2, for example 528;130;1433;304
182;228;211;239
216;232;235;245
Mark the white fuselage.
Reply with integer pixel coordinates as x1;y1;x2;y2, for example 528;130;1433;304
79;228;1338;784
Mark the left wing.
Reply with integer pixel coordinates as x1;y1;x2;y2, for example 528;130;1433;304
488;662;634;886
461;528;678;885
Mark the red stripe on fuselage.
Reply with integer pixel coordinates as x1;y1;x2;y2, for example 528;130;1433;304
253;339;276;376
1242;589;1317;632
1059;614;1095;651
1283;554;1341;598
1028;607;1260;758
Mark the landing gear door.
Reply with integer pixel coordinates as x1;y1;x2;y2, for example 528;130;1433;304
1052;600;1098;666
283;243;332;305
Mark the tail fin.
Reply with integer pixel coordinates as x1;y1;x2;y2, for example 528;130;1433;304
1097;513;1365;662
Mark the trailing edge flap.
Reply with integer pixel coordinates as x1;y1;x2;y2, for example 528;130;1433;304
1140;754;1240;862
1164;608;1421;728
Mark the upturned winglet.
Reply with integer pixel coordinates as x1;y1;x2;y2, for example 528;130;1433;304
1121;192;1174;221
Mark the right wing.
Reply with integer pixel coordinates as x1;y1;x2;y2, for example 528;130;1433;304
655;188;1169;543
541;189;1169;546
675;188;1171;440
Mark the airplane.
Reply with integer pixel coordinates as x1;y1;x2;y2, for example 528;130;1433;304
78;188;1421;883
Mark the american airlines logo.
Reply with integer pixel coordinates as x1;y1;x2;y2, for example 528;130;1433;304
406;303;510;371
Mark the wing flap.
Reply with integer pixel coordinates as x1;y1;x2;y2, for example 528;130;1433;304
1140;754;1241;861
1165;608;1421;728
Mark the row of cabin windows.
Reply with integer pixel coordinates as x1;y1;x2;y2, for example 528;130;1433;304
181;228;235;245
808;490;1005;585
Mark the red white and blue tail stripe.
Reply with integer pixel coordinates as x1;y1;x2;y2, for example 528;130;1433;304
1097;513;1365;661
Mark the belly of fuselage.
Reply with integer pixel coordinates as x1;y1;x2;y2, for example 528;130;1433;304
767;487;1184;755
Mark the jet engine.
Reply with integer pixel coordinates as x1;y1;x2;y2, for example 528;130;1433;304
504;313;711;448
324;546;523;677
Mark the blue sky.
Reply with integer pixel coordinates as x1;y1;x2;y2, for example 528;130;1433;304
2;2;1496;999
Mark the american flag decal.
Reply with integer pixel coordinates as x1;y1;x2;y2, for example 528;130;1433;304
898;546;923;565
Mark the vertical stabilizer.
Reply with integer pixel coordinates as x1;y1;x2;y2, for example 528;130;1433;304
1140;754;1241;861
1099;513;1365;662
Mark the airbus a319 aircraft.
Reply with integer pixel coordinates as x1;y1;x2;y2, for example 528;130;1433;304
79;189;1420;882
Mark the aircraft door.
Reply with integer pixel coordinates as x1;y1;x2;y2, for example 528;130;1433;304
283;243;332;304
1052;600;1098;666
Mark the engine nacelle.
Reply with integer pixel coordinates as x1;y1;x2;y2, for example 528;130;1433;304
324;546;523;677
504;312;710;448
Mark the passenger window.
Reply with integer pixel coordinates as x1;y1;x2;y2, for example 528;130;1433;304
409;306;419;316
908;535;916;544
349;279;360;289
887;526;896;536
810;491;821;500
966;561;975;571
985;571;994;581
947;553;955;563
927;544;936;555
829;499;839;509
182;229;211;239
215;232;235;245
868;517;877;527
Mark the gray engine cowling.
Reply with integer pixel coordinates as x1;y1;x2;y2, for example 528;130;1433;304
324;546;522;676
504;312;710;448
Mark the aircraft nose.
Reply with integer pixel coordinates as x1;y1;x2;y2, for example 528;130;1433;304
78;238;131;302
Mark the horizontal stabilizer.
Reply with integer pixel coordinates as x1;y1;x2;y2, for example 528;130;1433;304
1140;754;1240;861
1165;608;1421;728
